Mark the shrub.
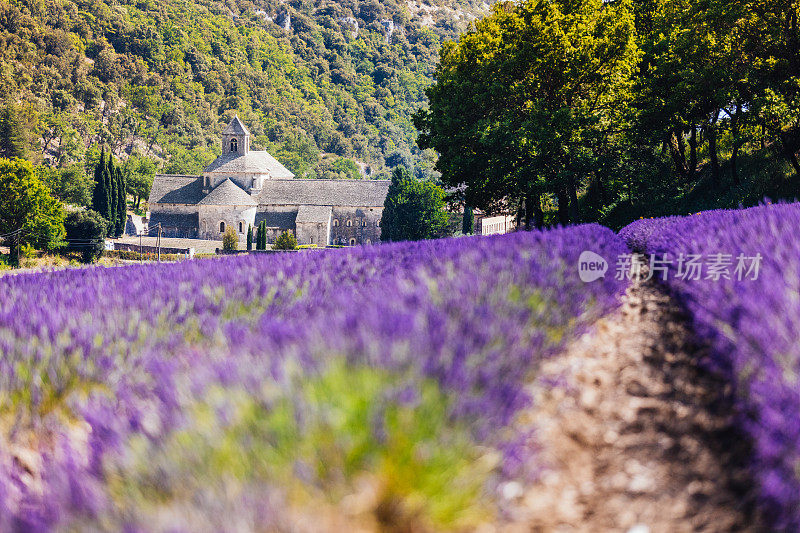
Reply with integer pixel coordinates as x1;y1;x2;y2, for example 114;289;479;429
64;209;107;263
273;230;298;250
222;226;238;251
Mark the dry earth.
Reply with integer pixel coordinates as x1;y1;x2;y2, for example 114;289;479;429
502;277;763;532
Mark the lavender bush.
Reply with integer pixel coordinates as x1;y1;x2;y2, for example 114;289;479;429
624;203;800;529
0;225;627;531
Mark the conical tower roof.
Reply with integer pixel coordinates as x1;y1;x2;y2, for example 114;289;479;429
222;115;251;136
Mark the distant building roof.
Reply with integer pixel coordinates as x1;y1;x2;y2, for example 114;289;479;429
222;115;251;136
148;212;199;229
296;205;332;224
256;211;297;229
197;179;257;206
203;151;294;178
259;179;390;207
148;175;205;205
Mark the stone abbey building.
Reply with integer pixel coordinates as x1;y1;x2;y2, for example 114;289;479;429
148;117;390;246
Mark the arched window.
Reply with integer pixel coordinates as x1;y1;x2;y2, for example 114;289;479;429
375;220;380;227
349;238;356;246
204;176;210;188
365;239;371;244
219;221;226;233
346;219;352;227
310;236;314;244
238;221;244;233
230;138;238;153
333;219;339;227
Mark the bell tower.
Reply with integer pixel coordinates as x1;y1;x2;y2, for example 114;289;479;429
221;115;250;156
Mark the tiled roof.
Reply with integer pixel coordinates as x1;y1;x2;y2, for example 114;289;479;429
203;151;294;178
255;211;297;229
148;175;205;205
222;115;251;136
259;179;390;207
197;179;257;206
296;205;332;224
148;212;199;229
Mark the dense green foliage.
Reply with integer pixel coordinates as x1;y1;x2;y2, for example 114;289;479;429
91;150;127;236
418;0;800;227
462;204;473;234
274;229;298;250
246;223;253;250
64;208;107;262
381;166;448;241
0;0;488;181
0;104;27;160
35;164;93;207
0;158;65;265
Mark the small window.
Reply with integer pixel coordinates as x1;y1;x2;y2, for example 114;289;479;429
333;219;339;227
219;221;226;233
310;236;314;244
346;219;352;227
375;220;380;227
205;176;210;188
349;238;356;246
230;138;238;153
239;221;244;233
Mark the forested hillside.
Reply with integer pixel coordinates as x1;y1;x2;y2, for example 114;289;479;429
0;0;489;180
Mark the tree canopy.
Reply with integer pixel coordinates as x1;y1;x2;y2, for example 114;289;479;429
0;158;65;264
381;166;449;241
416;0;639;227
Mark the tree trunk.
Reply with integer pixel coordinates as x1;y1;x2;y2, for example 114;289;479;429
688;125;698;180
707;123;720;185
731;144;740;185
667;130;688;177
556;189;570;226
525;193;544;229
568;179;579;224
781;133;800;177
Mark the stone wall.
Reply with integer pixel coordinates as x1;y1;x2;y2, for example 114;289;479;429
330;207;382;245
197;205;256;241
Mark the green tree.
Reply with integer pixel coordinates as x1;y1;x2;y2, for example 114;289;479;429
0;158;65;266
35;164;92;207
381;166;449;241
416;0;639;227
123;154;156;211
64;209;107;263
246;224;253;251
115;160;127;236
462;204;474;234
222;226;238;251
258;221;267;250
92;148;112;225
0;105;27;160
274;230;298;250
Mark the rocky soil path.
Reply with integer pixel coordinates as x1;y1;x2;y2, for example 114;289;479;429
504;278;762;532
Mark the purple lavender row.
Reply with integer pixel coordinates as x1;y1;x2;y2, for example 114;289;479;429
0;225;627;530
621;203;800;529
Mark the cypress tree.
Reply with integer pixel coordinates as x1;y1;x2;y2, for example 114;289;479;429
247;224;253;251
260;221;267;249
462;205;474;234
109;155;118;236
116;166;126;236
92;147;112;226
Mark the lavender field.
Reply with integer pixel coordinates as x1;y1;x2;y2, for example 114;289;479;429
621;203;800;529
0;226;628;531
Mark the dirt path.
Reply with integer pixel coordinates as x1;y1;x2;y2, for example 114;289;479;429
504;278;762;532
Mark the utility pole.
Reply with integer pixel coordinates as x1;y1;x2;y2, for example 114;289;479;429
157;223;162;262
139;230;143;264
